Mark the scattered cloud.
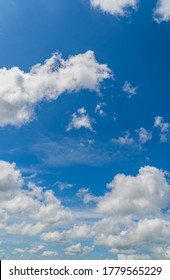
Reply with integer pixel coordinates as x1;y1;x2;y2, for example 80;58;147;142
153;0;170;23
154;116;170;143
1;161;170;259
136;127;152;144
12;248;27;255
55;181;75;191
66;108;93;131
95;102;106;117
64;243;93;256
0;160;73;237
96;165;170;215
112;131;135;146
76;188;98;204
122;80;138;98
0;51;111;127
90;0;138;16
41;250;58;257
28;245;44;254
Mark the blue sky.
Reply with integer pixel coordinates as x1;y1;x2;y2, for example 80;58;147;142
0;0;170;260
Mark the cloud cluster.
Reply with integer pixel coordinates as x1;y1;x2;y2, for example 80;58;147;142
0;160;73;237
0;51;111;127
64;243;93;256
154;116;170;142
1;161;170;259
67;108;93;131
97;165;170;215
154;0;170;23
90;0;138;16
122;80;138;98
136;127;152;144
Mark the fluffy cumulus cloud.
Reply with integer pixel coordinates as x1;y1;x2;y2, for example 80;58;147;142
96;165;170;215
0;160;73;237
1;162;170;259
66;108;93;131
0;51;111;127
154;0;170;23
0;161;23;200
90;0;138;16
41;250;58;257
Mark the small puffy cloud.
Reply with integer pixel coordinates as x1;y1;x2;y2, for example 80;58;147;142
95;102;106;117
28;245;44;254
153;0;170;23
136;127;152;144
96;166;170;216
76;188;98;204
122;80;138;98
67;108;93;131
112;131;134;146
0;51;111;127
64;243;93;256
41;250;58;257
90;0;138;16
12;248;27;255
154;116;170;143
66;224;92;239
55;181;75;191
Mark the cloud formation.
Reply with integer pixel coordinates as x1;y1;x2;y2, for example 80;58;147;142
90;0;138;16
0;160;73;237
122;80;138;98
1;162;170;259
0;51;111;127
154;0;170;23
154;116;170;142
67;108;93;131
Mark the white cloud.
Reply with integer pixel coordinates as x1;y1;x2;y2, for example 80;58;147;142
122;80;138;98
76;188;98;204
41;231;66;243
95;102;106;117
96;166;170;216
67;108;93;131
64;243;93;256
55;181;75;191
136;127;152;144
28;245;44;254
90;0;138;16
154;116;170;143
112;131;134;145
41;250;58;257
0;51;111;127
154;0;170;23
12;248;27;255
0;161;73;237
0;161;23;200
